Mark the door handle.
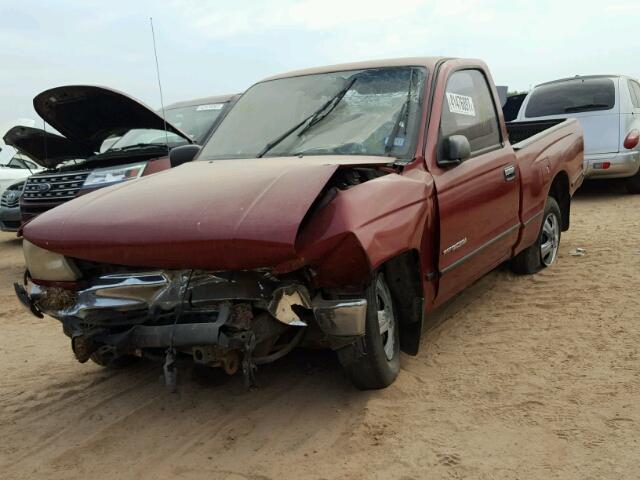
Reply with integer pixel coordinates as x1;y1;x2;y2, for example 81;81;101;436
504;165;516;182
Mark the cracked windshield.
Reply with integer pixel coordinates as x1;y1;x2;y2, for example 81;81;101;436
200;67;426;160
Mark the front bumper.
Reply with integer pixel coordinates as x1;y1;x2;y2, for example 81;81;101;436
15;270;368;351
584;150;640;179
0;205;21;232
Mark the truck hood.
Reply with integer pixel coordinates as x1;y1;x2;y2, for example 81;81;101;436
3;126;94;169
33;85;191;153
22;156;391;270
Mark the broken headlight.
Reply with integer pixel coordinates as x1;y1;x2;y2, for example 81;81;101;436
23;240;80;281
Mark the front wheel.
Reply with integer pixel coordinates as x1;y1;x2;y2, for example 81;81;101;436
339;272;400;390
510;196;561;275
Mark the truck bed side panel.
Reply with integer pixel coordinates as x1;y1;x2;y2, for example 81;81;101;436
513;118;584;255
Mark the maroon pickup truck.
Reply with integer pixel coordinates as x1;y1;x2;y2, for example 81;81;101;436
15;57;583;390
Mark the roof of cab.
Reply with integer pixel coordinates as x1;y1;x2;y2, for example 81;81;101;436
260;57;449;82
165;93;240;110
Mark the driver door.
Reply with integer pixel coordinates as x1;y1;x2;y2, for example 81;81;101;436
432;69;520;303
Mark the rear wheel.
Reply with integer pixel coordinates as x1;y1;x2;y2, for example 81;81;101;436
339;272;400;390
511;196;561;275
625;170;640;194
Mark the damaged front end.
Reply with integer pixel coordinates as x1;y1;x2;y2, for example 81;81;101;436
15;259;367;385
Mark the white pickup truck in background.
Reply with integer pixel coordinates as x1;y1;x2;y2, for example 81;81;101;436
514;75;640;193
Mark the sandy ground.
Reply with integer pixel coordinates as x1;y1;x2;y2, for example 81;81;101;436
1;181;639;480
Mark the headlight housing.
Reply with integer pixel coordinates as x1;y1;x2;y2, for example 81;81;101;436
82;162;146;189
23;240;80;281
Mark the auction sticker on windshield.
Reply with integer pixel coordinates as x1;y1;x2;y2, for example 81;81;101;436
196;104;224;111
446;92;476;116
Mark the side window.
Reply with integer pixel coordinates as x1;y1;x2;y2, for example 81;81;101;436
440;69;501;157
629;80;640;109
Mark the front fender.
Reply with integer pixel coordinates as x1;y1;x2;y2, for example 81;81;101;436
296;172;433;288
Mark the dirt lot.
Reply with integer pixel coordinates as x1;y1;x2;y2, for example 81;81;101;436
1;181;639;480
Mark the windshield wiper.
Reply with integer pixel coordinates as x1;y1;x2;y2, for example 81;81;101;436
564;103;610;113
256;75;359;158
109;143;170;152
296;77;358;138
385;69;415;155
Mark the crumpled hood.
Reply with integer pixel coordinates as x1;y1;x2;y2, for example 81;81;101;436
3;126;94;169
22;156;391;270
33;85;191;153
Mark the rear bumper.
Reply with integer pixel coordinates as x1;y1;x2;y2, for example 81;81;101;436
584;150;640;179
0;205;21;232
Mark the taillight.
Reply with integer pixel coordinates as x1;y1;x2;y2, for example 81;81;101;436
624;129;640;150
593;161;611;170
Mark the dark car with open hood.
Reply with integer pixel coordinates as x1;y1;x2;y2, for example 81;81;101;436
15;57;584;391
3;86;238;222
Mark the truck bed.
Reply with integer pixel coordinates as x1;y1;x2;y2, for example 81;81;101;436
509;117;584;255
506;119;566;147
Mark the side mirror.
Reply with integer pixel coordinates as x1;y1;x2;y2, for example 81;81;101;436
169;144;201;167
439;135;471;167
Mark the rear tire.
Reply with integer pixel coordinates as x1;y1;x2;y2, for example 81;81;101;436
339;272;400;390
625;170;640;194
511;196;561;275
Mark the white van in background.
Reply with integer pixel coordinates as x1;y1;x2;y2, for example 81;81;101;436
515;75;640;193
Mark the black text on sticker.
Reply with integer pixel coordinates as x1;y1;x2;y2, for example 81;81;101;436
446;93;476;116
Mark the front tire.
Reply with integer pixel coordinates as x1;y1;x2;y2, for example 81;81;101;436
511;196;561;275
339;272;400;390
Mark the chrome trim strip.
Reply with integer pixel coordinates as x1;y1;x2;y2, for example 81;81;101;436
523;210;544;226
571;169;585;187
440;223;521;275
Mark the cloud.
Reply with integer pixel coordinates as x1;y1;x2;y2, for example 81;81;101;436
173;0;429;37
0;9;39;29
1;0;640;128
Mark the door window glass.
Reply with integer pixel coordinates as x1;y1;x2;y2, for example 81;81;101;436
440;70;501;156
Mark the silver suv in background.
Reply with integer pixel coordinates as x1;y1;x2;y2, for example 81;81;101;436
515;75;640;193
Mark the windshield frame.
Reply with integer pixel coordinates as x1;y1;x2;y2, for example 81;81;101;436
198;65;428;162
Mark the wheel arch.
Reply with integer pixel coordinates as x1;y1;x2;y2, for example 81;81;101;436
548;170;570;231
380;249;424;356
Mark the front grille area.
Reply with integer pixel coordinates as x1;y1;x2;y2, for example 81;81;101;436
1;190;20;208
23;172;89;203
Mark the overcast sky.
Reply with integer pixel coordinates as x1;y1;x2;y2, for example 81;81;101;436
1;0;639;146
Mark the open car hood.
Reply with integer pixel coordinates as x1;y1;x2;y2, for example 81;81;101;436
23;156;391;270
3;126;94;169
33;85;192;153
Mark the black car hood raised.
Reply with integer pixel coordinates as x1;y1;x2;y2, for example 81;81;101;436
3;126;94;169
33;85;191;153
